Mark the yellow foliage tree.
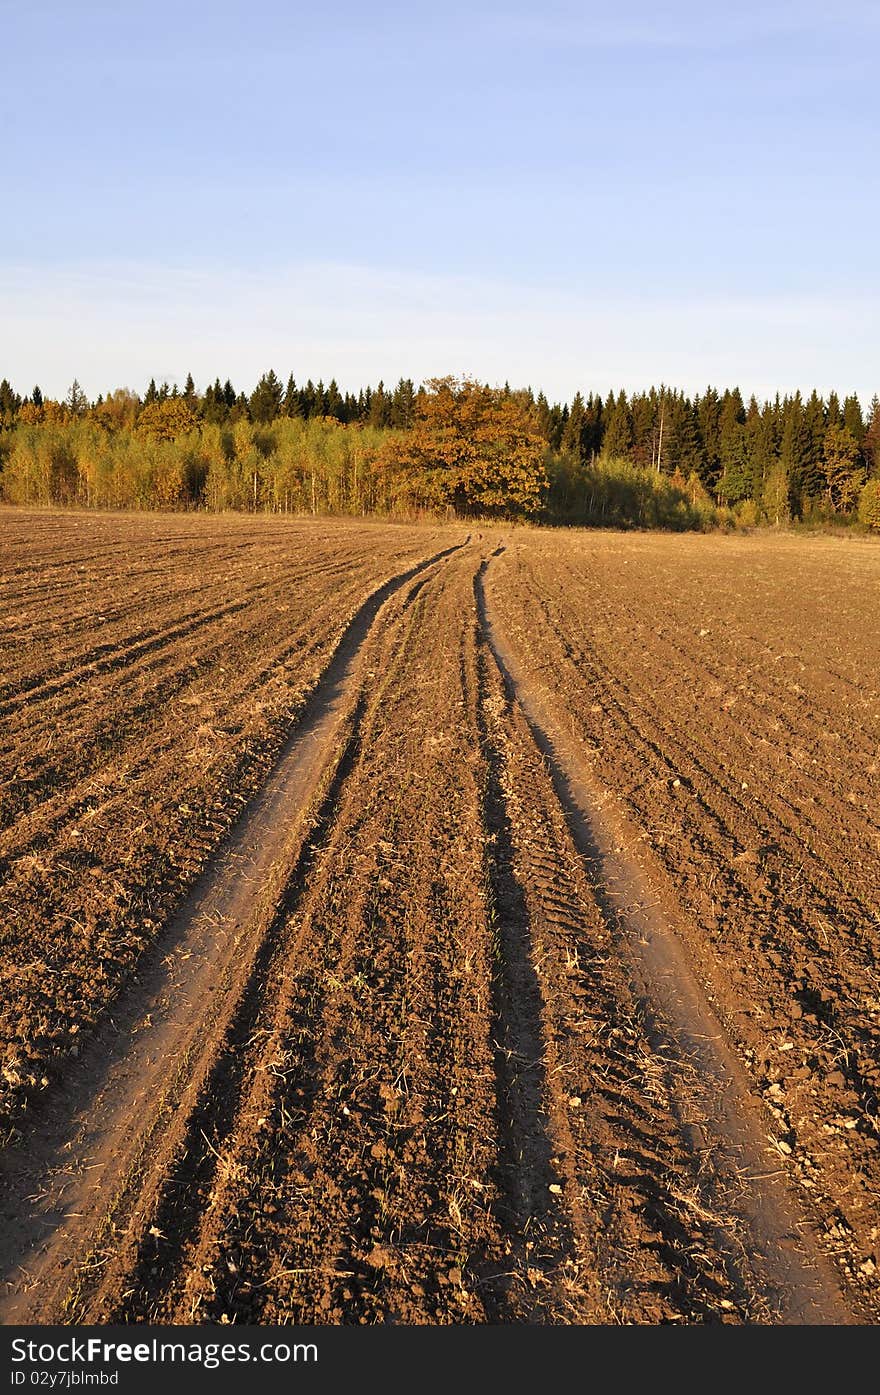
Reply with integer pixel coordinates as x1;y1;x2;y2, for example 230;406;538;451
858;477;880;529
823;423;865;512
376;377;548;516
136;398;198;441
92;388;140;434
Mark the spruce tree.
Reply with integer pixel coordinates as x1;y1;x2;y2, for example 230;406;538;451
391;378;416;429
629;393;655;469
583;393;603;458
0;378;19;418
534;392;552;442
697;387;722;487
717;390;748;502
561;392;587;462
864;395;880;477
369;381;395;428
249;370;283;424
843;394;865;445
203;378;228;424
743;396;772;501
801;390;827;502
283;375;301;417
65;379;89;416
780;394;810;515
602;391;632;459
325;378;345;422
669;400;705;479
546;402;566;452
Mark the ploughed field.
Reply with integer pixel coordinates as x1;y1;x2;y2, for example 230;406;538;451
0;510;877;1324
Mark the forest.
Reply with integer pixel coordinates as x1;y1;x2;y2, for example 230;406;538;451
0;370;878;529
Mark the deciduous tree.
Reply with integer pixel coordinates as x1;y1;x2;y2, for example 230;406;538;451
376;377;548;516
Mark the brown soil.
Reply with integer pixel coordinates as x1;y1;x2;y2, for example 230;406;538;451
0;509;455;1126
0;514;876;1324
487;529;880;1318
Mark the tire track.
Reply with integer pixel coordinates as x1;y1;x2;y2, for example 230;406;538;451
476;551;854;1325
69;701;366;1322
0;537;467;1324
473;616;760;1321
473;643;584;1319
173;552;499;1326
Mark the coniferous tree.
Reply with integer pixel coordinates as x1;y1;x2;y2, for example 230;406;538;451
697;387;722;487
561;391;587;462
32;385;43;408
864;396;880;477
369;381;391;428
534;392;552;442
780;394;810;515
717;390;748;502
546;402;566;452
583;393;603;458
669;400;704;478
202;379;228;424
843;395;865;448
391;378;416;429
283;375;301;417
742;397;771;501
0;378;20;420
800;390;827;503
602;390;632;457
629;393;655;469
66;379;89;416
325;378;345;422
249;370;284;424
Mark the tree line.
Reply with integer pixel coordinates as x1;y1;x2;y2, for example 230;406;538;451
0;371;878;529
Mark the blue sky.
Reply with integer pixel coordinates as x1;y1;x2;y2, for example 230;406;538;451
2;0;878;403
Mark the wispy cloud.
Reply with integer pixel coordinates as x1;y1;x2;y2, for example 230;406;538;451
1;259;876;404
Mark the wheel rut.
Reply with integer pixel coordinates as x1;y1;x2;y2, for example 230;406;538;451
0;538;467;1324
0;532;860;1326
475;549;854;1326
